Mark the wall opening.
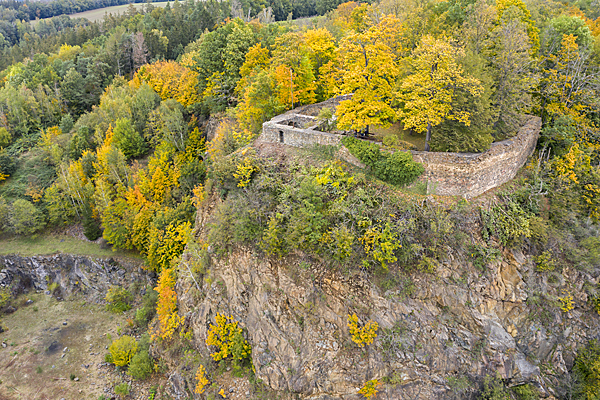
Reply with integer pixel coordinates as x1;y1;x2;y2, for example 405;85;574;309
279;131;284;143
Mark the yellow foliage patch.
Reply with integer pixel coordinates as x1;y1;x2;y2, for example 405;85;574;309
347;314;379;347
194;365;209;394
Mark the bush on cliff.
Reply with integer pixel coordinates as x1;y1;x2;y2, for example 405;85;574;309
341;136;423;186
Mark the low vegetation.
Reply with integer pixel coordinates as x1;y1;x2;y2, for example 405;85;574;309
0;0;598;398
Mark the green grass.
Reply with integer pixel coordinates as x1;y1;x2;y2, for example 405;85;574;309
0;234;141;259
371;122;427;151
31;1;172;25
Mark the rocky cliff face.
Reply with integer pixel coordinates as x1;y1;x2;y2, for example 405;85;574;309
0;254;151;303
175;245;599;399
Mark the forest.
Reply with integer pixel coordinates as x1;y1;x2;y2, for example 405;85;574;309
0;0;599;397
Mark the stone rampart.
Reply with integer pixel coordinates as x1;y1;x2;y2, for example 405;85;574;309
411;116;541;198
260;96;541;198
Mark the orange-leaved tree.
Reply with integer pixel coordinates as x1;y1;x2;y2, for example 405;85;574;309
154;267;184;340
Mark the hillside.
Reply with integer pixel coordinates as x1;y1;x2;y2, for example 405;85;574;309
0;0;599;398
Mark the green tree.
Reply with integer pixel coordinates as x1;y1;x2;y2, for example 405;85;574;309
9;199;46;236
0;127;11;148
271;32;316;108
573;340;600;400
113;118;146;159
546;15;593;49
0;197;8;233
398;36;484;151
496;0;539;54
430;50;496;153
487;7;537;135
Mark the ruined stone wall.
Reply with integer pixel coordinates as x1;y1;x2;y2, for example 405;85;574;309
261;95;541;198
260;95;350;147
262;118;342;147
411;116;541;198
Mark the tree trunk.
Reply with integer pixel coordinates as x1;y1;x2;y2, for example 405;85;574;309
425;122;432;152
290;67;294;109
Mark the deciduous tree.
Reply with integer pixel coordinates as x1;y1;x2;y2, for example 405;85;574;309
336;15;404;132
398;36;483;151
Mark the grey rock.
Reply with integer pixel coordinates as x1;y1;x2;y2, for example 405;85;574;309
172;247;599;399
168;372;187;400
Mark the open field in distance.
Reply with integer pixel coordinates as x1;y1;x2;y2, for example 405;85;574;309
32;1;171;25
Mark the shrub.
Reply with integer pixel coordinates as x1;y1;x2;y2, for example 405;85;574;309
591;296;600;315
479;373;510;399
468;244;502;271
105;286;133;313
347;314;379;347
572;340;600;399
154;268;184;340
342;136;423;186
359;379;381;399
481;200;531;247
195;365;209;394
232;151;258;188
416;256;437;273
8;199;46;236
511;384;538;400
558;292;574;312
342;136;382;166
360;222;401;269
375;151;424;186
581;236;600;266
535;251;556;272
0;197;8;233
134;288;158;327
114;382;130;396
383;134;399;147
109;335;138;367
128;350;153;380
0;148;16;179
206;313;252;366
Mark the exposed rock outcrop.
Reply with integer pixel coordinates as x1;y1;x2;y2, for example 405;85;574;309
176;247;600;399
0;254;152;303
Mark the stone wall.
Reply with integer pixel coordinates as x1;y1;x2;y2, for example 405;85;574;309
260;95;350;147
261;96;541;198
411;116;541;198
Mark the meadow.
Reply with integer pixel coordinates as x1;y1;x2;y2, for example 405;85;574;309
32;1;171;25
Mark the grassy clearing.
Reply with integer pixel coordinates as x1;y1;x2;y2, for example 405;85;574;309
0;293;130;399
0;234;141;259
31;1;171;25
70;1;171;21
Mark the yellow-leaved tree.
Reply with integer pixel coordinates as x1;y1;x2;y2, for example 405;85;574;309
132;61;200;107
397;36;483;151
541;34;596;122
336;15;404;132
